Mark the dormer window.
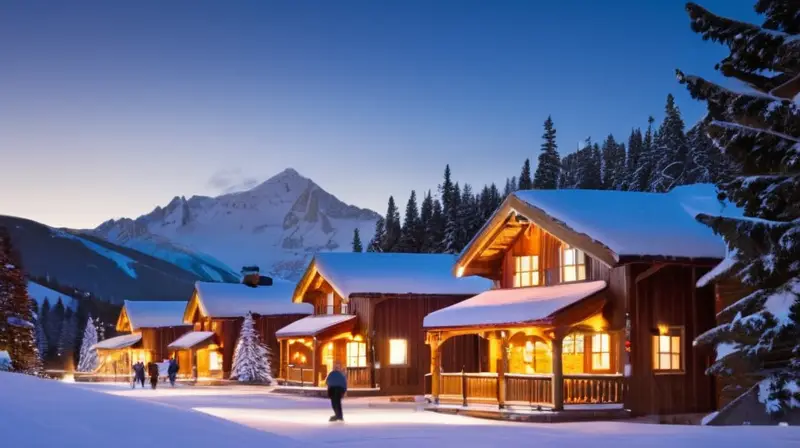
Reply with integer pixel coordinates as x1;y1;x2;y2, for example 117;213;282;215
513;255;540;287
561;246;586;282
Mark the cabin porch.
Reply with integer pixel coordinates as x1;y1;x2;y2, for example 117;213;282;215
167;331;224;379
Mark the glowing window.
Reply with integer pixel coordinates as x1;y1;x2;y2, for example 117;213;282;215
561;246;586;282
563;334;585;354
653;327;683;372
591;333;610;370
209;351;222;371
346;342;367;367
388;339;408;366
513;255;540;287
326;292;335;315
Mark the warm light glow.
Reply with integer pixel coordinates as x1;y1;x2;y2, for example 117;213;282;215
388;339;408;365
61;373;75;383
657;324;669;335
327;342;334;350
209;351;222;371
591;333;610;370
456;266;465;278
353;334;363;342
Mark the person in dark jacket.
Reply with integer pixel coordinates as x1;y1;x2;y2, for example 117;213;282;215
147;362;160;389
325;361;347;422
132;361;145;388
167;357;179;387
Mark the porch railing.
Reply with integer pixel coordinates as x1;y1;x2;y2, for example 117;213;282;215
286;366;314;385
346;367;371;388
563;374;624;405
428;372;624;408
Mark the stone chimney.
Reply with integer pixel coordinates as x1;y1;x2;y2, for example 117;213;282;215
241;266;260;287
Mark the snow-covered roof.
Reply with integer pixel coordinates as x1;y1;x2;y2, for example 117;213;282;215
195;279;313;318
167;331;215;350
423;281;607;329
510;184;742;261
123;300;189;330
93;333;142;350
308;252;491;299
275;315;356;338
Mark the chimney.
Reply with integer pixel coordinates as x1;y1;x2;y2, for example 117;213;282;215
241;266;260;287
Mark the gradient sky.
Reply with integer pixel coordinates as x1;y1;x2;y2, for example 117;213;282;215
0;0;758;229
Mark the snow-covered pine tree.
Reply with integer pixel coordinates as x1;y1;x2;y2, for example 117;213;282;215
397;190;422;253
457;184;480;250
45;298;64;360
649;94;688;192
518;159;533;190
601;134;626;190
575;139;603;190
34;304;47;363
366;218;385;253
381;196;401;252
630;117;656;191
678;0;799;415
57;308;77;359
621;128;644;190
351;228;363;252
419;191;434;253
0;227;40;374
429;197;445;253
534;115;561;189
683;120;729;185
559;152;579;189
444;182;461;254
231;312;272;383
76;315;98;372
502;177;515;198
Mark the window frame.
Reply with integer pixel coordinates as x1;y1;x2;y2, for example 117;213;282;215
590;333;611;372
652;326;685;375
513;255;541;288
388;339;408;366
561;246;587;283
326;292;335;315
346;341;367;368
563;333;585;355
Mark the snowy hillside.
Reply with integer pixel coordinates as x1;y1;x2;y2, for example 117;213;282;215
91;168;381;281
28;280;76;310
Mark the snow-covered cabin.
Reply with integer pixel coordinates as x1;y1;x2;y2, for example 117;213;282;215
423;184;742;417
94;300;190;376
175;279;312;379
276;252;491;394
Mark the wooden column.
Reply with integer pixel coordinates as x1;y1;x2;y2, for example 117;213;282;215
552;335;564;411
368;334;377;389
312;337;320;387
498;332;509;409
430;334;441;404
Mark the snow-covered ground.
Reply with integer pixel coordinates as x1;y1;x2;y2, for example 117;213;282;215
67;381;800;448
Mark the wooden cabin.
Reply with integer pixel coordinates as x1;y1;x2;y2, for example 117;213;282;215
172;277;312;379
424;184;742;417
275;253;491;395
94;300;190;377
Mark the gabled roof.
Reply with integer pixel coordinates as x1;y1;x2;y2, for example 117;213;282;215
93;333;142;350
294;252;492;301
117;300;190;331
423;281;607;330
188;279;313;320
457;183;743;276
168;331;216;350
275;315;357;339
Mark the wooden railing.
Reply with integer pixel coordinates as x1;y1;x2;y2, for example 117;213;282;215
346;367;371;388
286;366;314;385
506;374;553;406
563;374;624;404
428;372;624;408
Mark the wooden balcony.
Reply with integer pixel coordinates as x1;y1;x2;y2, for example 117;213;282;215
426;372;624;409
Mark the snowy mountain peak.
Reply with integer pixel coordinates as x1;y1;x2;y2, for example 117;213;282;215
90;168;380;281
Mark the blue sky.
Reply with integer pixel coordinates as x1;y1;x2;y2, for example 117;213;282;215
0;1;757;228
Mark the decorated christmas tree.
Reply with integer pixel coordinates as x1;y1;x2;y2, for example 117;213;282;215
76;315;99;372
677;0;799;414
230;312;272;383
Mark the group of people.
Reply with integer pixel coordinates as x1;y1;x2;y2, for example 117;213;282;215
131;357;180;389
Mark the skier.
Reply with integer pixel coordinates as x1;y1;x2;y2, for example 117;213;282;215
325;361;347;422
147;361;159;390
167;357;179;387
133;361;145;388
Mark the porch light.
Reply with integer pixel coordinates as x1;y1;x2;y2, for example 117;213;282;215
456;266;465;278
657;324;669;336
327;342;334;350
353;334;363;342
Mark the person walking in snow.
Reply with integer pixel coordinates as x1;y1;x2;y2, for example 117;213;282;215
133;361;145;388
325;361;347;422
147;361;159;390
167;357;179;387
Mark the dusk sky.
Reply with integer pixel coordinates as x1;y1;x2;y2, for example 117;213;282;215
1;0;757;229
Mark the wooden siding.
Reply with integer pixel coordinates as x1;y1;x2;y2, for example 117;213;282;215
374;296;481;396
255;314;308;377
140;326;191;362
626;263;716;416
500;225;562;288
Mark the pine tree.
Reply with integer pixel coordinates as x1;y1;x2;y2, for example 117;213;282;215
397;190;422;252
367;218;385;253
678;0;799;415
575;139;603;189
351;228;363;252
518;159;533;190
502;177;515;198
684;120;729;185
602;135;623;190
622;128;644;190
231;312;272;383
382;196;401;252
419;191;434;252
534;115;561;189
457;184;480;250
649;94;688;192
45;298;65;360
429;198;445;253
76;315;98;372
631;117;656;191
57;308;77;358
0;227;40;374
444;182;461;254
559;152;579;189
34;305;47;364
